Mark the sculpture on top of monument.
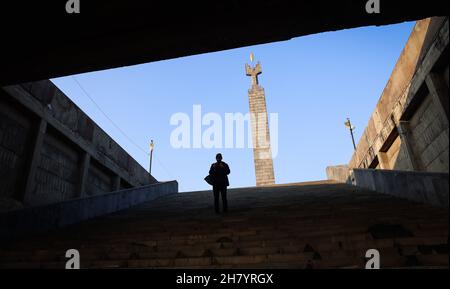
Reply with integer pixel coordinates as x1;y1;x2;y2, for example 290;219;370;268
246;52;262;87
245;62;262;86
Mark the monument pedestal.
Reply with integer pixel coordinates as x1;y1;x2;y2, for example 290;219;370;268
246;60;275;186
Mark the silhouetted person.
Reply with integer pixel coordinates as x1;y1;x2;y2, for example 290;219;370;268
209;153;230;214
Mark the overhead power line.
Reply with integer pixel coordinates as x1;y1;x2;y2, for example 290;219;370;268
71;76;179;187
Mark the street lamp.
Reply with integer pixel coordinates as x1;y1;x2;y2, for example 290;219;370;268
345;118;357;151
149;140;154;174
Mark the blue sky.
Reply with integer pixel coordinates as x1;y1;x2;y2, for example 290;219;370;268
52;21;415;192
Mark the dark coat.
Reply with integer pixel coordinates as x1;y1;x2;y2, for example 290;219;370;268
209;161;230;187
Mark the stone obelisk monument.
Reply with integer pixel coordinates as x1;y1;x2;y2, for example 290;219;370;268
245;54;275;186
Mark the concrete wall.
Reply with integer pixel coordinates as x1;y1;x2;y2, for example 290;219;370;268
0;80;157;210
327;18;449;209
30;130;80;205
386;136;410;170
348;18;434;169
408;93;449;172
347;17;449;173
351;169;449;208
0;181;178;241
0;99;34;207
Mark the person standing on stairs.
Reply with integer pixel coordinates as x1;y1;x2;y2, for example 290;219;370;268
208;153;230;214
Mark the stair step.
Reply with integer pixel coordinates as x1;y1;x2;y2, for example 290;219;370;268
1;182;448;269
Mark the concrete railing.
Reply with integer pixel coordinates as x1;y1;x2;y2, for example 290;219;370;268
350;169;449;208
0;181;178;241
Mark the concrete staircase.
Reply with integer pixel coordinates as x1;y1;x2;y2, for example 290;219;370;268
0;181;448;269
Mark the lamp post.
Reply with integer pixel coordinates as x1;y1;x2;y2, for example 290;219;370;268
345;118;357;151
149;140;154;174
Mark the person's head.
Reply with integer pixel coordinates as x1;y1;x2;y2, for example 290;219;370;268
216;153;223;162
